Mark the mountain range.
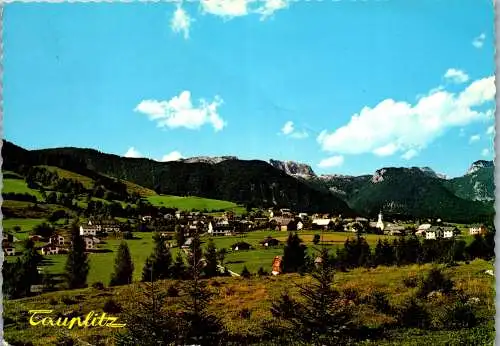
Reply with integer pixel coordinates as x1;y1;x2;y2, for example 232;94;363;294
1;140;494;223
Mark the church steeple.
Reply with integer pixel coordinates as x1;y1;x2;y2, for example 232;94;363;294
376;211;385;231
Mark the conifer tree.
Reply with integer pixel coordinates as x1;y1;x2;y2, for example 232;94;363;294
179;235;225;345
115;264;180;346
142;233;173;281
171;252;187;279
204;238;219;278
282;232;308;273
175;224;185;248
110;241;134;286
270;247;355;345
65;223;90;289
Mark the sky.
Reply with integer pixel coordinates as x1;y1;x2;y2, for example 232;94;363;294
3;0;496;178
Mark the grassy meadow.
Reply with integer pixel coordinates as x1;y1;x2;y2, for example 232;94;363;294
2;178;44;200
147;194;247;214
3;259;495;346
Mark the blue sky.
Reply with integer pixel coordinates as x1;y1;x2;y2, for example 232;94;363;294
3;0;495;178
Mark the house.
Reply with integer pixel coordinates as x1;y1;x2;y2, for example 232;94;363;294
84;237;96;250
415;223;432;236
298;213;308;220
312;218;332;230
271;256;283;275
41;244;64;255
425;226;459;239
469;224;487;236
260;236;280;247
164;213;175;220
182;237;193;249
270;217;295;231
384;225;406;236
231;242;252;251
80;222;98;236
207;221;234;236
142;215;152;222
3;241;16;256
29;235;45;242
49;234;65;246
101;221;121;233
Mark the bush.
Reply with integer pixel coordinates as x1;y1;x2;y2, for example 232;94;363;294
103;299;122;314
402;276;418;288
239;308;251;319
444;300;478;329
241;266;251;278
418;267;454;298
92;281;105;290
55;336;75;346
61;296;77;305
257;267;268;276
49;298;58;306
396;298;430;328
167;285;179;297
367;291;392;314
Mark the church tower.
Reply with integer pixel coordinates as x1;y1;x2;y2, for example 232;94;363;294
376;211;385;231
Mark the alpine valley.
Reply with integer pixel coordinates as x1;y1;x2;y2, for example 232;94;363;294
2;140;494;223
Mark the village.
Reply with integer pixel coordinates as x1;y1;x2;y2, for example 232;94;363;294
2;206;490;260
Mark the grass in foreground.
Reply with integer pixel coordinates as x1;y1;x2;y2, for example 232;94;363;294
3;259;494;346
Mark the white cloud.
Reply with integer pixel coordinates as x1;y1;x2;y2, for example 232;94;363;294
459;128;466;137
318;155;344;168
401;149;418;160
161;151;183;162
481;148;490;157
280;120;308;139
469;134;480;143
317;75;495;159
472;33;486;48
255;0;289;20
444;68;469;84
200;0;251;18
281;121;294;135
199;0;288;20
487;125;495;135
373;143;398;157
171;5;193;39
124;147;142;158
135;91;226;131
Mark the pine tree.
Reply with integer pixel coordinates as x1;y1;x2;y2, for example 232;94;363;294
373;239;385;266
65;223;90;289
187;230;204;277
282;232;308;273
110;241;135;286
115;265;181;345
179;237;225;345
270;248;355;345
171;252;187;279
240;266;251;278
142;233;173;281
204;238;219;278
382;239;395;266
175;224;185;248
19;239;43;296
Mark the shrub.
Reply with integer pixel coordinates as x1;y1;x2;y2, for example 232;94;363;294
257;267;268;276
92;281;105;290
402;276;418;288
418;267;454;298
239;308;251;319
55;336;75;346
61;296;77;305
396;298;430;328
49;298;58;306
103;299;122;314
241;266;251;278
167;285;179;297
367;290;392;314
444;300;478;329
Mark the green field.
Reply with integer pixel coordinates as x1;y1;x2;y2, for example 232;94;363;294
2;178;44;201
147;195;246;214
7;230;401;284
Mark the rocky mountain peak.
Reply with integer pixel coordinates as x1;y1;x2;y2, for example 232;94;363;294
466;160;494;175
180;156;239;164
269;159;317;179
